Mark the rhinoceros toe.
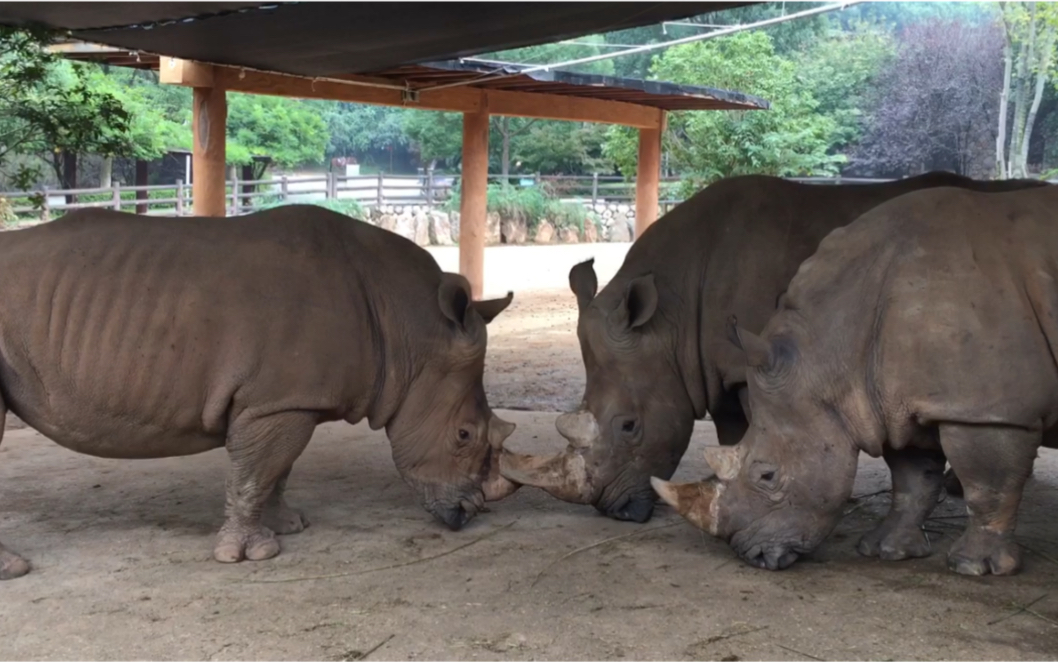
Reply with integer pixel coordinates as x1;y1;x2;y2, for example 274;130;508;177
0;548;30;580
263;505;310;535
947;529;1021;576
214;526;281;563
857;522;932;561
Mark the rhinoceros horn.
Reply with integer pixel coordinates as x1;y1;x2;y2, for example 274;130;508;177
650;477;720;535
704;445;742;481
482;414;522;502
499;450;593;504
496;409;599;503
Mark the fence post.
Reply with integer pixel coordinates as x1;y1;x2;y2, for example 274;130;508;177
230;169;239;215
112;182;122;211
425;167;434;209
591;172;599;207
176;179;185;215
280;175;289;202
40;187;50;223
325;172;335;200
376;172;384;208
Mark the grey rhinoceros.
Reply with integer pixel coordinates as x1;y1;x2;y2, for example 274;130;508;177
653;183;1058;576
0;205;520;580
501;173;1048;523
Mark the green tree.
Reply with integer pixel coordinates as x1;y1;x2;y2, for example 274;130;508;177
794;20;896;149
222;93;328;168
606;31;842;192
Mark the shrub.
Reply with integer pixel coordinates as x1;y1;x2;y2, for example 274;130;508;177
446;181;590;234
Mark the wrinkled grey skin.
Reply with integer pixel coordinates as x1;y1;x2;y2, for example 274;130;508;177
504;173;1048;522
0;206;520;580
658;184;1058;576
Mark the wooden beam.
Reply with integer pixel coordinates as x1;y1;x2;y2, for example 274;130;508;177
159;58;661;128
634;111;665;240
459;103;490;300
192;81;227;217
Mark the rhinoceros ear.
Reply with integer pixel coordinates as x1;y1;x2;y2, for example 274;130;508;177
471;291;514;324
619;274;658;330
438;273;472;328
726;315;773;369
569;259;598;311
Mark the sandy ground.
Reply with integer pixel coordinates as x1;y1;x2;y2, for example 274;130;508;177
2;245;1058;661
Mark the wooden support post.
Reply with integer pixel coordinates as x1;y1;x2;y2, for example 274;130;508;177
191;81;227;216
634;111;665;240
459;106;490;300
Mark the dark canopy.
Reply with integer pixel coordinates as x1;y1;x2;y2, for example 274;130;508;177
0;2;757;76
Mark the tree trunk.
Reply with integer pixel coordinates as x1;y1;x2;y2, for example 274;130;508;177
1008;3;1038;177
1019;24;1055;176
61;150;77;205
996;31;1014;178
100;156;113;189
135;159;149;214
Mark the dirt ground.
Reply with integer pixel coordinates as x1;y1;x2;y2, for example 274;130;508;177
2;279;1058;660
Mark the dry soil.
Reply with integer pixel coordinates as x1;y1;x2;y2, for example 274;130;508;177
1;245;1057;661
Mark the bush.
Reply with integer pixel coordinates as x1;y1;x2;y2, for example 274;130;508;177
445;181;590;233
0;197;15;225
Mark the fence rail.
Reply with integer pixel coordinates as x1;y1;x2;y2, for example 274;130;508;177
2;173;1046;221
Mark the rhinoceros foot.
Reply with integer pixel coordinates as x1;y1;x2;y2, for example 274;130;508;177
0;545;30;580
214;525;280;563
942;468;964;498
857;520;932;561
262;502;309;535
947;528;1021;576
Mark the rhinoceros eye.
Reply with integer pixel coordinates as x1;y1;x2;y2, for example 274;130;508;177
457;428;471;442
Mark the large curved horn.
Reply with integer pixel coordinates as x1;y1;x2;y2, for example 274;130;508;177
704;446;742;481
651;477;719;535
488;414;516;450
555;410;599;449
499;450;593;504
482;415;520;501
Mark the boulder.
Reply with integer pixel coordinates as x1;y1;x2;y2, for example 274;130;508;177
413;212;430;246
583;221;599;243
428;211;455;245
486;212;501;245
501;218;528;244
378;214;398;233
558;227;580;244
606;215;632;242
394;214;417;242
534;220;555;244
450;211;460;243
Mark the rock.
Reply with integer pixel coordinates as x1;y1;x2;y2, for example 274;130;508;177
558;227;579;244
486;212;501;245
501;218;528;244
583;221;599;243
393;214;416;242
428;211;454;245
413;211;430;246
378;214;398;233
450;211;460;242
617;203;631;214
534;220;555;244
606;217;632;242
593;204;606;214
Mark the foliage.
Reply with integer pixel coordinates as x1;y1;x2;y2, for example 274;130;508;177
223;93;328;167
444;182;590;233
606;31;843;191
314;102;408;159
262;197;366;219
794;21;896;149
853;19;1005;177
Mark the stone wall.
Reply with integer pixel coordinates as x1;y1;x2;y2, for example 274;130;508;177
365;201;637;247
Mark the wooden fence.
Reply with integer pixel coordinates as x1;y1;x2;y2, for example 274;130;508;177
0;172;1028;221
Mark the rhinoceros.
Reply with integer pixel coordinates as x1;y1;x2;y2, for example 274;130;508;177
653;183;1058;575
500;173;1048;523
0;206;520;580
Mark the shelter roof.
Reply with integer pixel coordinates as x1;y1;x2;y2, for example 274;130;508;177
0;2;757;76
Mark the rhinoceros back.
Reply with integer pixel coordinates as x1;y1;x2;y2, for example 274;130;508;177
0;207;430;458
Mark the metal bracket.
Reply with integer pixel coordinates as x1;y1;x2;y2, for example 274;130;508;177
402;88;420;104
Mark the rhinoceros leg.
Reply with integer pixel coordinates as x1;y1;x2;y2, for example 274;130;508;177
261;467;310;535
0;395;30;580
939;424;1039;576
857;447;945;561
214;411;315;563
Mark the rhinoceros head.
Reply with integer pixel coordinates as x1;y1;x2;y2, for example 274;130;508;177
500;259;696;522
652;317;860;570
386;273;520;531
